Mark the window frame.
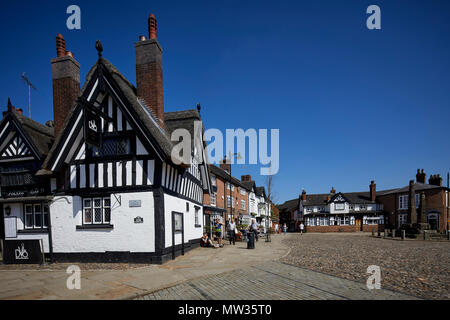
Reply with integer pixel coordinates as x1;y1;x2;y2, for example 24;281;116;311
23;202;49;230
82;196;112;225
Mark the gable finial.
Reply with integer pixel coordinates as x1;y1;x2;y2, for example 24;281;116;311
197;102;201;113
7;98;13;112
95;40;103;58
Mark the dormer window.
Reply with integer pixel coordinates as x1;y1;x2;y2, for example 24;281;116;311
335;203;345;210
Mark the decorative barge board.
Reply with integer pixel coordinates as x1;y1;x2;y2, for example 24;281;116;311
38;54;211;263
0;99;55;254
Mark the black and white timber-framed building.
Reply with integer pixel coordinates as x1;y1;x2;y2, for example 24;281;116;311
1;13;211;264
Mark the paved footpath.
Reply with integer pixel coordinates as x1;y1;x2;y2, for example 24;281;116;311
0;234;417;300
136;260;416;300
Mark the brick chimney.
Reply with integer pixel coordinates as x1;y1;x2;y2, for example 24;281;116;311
330;187;336;195
301;189;306;201
241;175;252;182
51;33;80;137
135;14;164;128
369;180;376;202
408;180;417;224
428;174;443;186
220;156;231;173
416;169;426;184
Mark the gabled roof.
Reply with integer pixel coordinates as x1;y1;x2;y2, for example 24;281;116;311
0;110;54;159
208;164;247;189
41;57;201;172
277;198;299;212
255;186;267;198
14;112;54;157
241;180;256;192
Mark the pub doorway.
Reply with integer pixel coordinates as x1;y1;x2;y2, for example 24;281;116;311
355;218;363;231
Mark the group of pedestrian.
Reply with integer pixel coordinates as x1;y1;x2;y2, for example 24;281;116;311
201;218;262;248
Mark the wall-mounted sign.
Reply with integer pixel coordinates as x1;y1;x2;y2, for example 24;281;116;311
2;239;44;264
129;200;141;208
84;108;101;147
4;217;17;238
134;216;144;224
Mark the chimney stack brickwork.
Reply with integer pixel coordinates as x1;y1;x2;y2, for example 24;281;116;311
428;174;443;186
51;34;80;137
301;189;306;201
416;169;426;184
135;14;164;127
370;180;376;202
241;175;252;182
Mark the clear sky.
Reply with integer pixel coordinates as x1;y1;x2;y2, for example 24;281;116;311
1;0;449;204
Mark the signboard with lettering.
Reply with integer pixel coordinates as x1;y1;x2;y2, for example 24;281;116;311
2;239;44;264
84;108;101;147
129;200;141;208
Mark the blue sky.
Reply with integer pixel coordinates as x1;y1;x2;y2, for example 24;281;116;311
1;0;449;203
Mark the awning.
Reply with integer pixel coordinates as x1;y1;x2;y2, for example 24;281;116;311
0;196;54;203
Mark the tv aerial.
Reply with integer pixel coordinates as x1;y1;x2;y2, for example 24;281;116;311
21;72;37;118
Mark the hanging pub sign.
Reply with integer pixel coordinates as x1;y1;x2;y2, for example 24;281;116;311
2;239;44;264
84;107;101;148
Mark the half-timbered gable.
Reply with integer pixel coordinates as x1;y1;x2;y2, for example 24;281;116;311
40;58;176;195
0;99;54;252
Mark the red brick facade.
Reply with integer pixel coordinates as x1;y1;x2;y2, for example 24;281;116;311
306;224;384;233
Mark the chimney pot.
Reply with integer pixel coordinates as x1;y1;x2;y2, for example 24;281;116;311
139;35;147;41
148;14;157;39
56;34;66;57
301;189;306;201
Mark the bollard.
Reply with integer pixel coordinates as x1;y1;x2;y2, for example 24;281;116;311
401;230;405;240
377;229;381;237
448;230;450;241
392;229;396;238
372;229;375;237
423;230;427;241
384;229;388;238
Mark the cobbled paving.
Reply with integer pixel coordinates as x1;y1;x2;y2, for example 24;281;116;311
136;261;416;300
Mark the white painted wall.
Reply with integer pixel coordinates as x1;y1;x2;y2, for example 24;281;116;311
330;202;350;214
50;192;155;253
3;203;50;252
163;193;203;248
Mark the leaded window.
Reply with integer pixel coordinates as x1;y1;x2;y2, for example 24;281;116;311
83;197;111;225
92;136;130;157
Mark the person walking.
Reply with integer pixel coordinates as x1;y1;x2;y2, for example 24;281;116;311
283;223;287;235
214;219;224;247
228;217;237;245
251;219;259;242
300;222;305;235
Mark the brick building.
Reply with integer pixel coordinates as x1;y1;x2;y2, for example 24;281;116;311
280;169;449;233
203;159;271;236
377;169;449;233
